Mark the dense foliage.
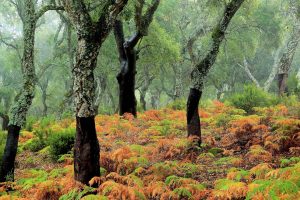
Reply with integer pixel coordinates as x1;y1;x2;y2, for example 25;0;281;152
0;100;299;199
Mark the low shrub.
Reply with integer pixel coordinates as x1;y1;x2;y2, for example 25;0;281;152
25;116;37;131
23;138;46;152
167;99;186;110
228;85;277;114
48;128;75;160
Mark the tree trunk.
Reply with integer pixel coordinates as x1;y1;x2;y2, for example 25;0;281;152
61;0;128;185
216;90;222;100
186;0;245;146
74;117;100;185
117;62;137;116
73;38;101;184
277;24;300;96
278;73;288;96
1;115;9;131
0;0;37;182
140;90;147;111
187;88;201;145
41;87;48;117
0;125;21;182
114;21;138;117
114;0;159;116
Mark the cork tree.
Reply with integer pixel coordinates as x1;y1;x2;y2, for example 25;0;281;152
186;0;246;145
61;0;128;185
0;0;64;182
113;0;160;117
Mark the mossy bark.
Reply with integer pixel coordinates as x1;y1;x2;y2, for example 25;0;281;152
187;0;245;145
0;0;37;182
62;0;128;184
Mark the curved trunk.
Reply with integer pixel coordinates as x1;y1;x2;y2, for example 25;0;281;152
0;0;37;182
186;88;201;145
186;0;245;146
114;21;138;117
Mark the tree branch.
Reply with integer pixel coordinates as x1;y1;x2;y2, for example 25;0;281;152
238;57;261;88
35;5;64;22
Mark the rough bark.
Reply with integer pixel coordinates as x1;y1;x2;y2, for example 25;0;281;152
1;0;37;182
0;0;70;183
62;0;128;184
187;0;245;143
72;38;101;184
277;27;300;96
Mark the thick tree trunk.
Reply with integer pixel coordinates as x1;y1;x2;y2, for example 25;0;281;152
114;0;159;116
117;64;137;116
114;21;138;117
186;88;202;144
72;38;101;184
74;117;100;185
278;73;288;96
62;0;128;185
0;125;21;182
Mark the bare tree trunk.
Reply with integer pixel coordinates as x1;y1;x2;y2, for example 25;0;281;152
263;49;280;91
114;20;138;117
187;89;201;144
114;0;160;116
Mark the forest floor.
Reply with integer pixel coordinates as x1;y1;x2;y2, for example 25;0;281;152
0;101;300;200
